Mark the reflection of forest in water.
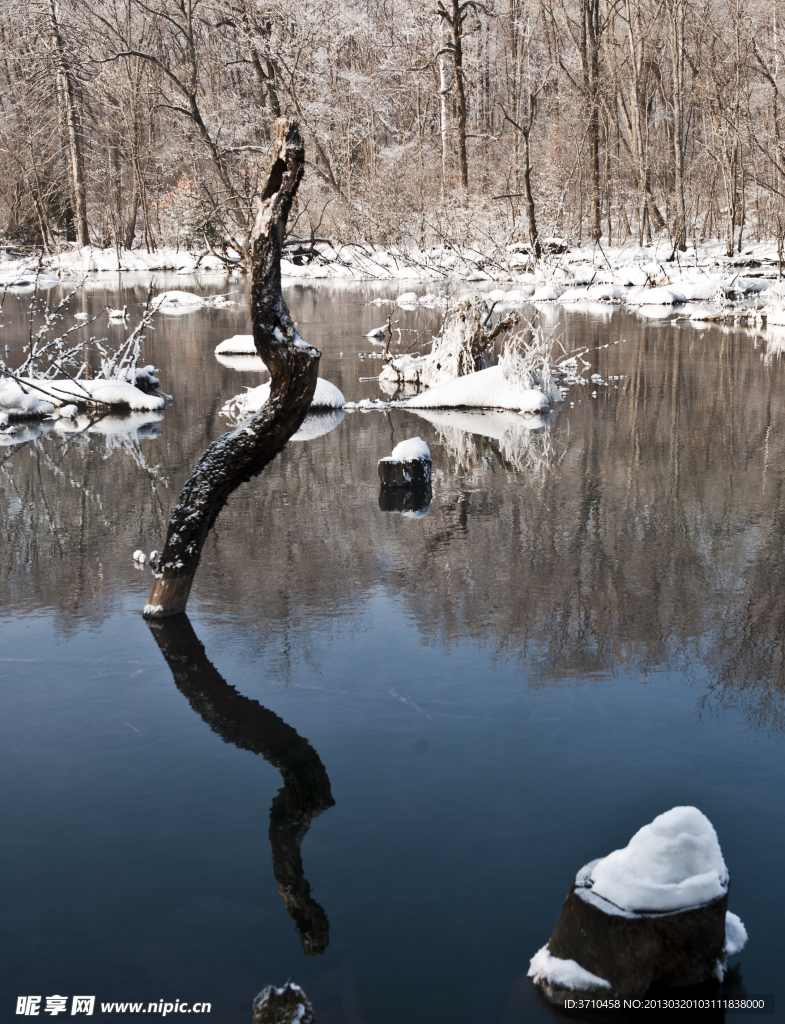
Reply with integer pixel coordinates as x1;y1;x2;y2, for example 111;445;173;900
3;295;785;732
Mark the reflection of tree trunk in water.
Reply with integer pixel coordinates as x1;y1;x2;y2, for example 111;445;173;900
147;614;334;956
144;118;319;618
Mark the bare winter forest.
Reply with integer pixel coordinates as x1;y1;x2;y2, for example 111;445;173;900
2;0;785;260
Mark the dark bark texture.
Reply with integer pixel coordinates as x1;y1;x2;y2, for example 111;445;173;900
148;614;334;956
144;118;319;618
537;882;728;1003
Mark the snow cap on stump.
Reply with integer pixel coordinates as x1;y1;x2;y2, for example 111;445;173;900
528;806;747;1005
378;436;431;489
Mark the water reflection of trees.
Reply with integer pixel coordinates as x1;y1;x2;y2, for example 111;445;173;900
3;313;785;730
148;614;334;956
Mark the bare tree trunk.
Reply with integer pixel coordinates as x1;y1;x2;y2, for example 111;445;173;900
451;0;470;190
439;31;451;185
521;129;542;256
47;0;89;246
144;119;319;619
667;0;688;249
580;0;602;241
148;614;334;955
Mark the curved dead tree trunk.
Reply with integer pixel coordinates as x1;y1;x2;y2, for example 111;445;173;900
144;119;319;618
148;614;334;956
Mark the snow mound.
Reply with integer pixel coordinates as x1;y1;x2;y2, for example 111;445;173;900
222;377;345;420
586;283;622;303
629;286;686;305
504;288;534;302
0;382;55;420
386;437;430;461
1;377;165;414
724;911;747;956
532;283;564;302
528;946;611;992
153;290;206;313
215;334;257;355
405;364;549;414
396;291;420;306
588;807;729;913
677;278;723;301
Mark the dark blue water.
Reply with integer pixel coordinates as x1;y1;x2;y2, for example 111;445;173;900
1;278;783;1022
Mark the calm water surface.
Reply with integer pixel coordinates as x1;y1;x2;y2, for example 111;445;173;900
1;277;784;1022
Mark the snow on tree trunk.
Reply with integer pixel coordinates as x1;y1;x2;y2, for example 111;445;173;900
144;119;319;618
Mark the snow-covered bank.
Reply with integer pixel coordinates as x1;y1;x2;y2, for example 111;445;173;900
0;376;166;414
7;239;785;335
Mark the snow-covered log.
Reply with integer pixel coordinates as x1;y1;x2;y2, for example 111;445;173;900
144;119;319;618
529;807;746;1005
148;615;333;958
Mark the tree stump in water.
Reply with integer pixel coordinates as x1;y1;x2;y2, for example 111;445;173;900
253;983;315;1024
378;436;431;488
528;808;744;1006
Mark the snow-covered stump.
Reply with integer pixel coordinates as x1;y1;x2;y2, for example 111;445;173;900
144;119;319;619
529;808;747;1005
252;983;315;1024
377;437;432;489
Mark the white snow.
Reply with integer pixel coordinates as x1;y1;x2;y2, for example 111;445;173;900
385;437;431;462
7;377;166;411
0;270;59;291
532;283;565;302
527;946;612;992
366;325;388;339
0;382;55;420
587;807;729;913
215;334;258;355
404;364;550;415
221;376;345;420
724;911;748;956
396;291;420;306
152;290;206;313
628;286;686;305
133;550;147;563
